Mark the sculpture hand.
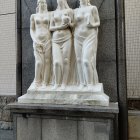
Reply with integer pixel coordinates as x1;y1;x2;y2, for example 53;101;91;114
61;23;69;29
42;42;49;52
86;15;96;28
87;23;99;28
34;41;43;46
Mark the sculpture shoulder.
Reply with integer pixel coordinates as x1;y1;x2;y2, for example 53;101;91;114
46;12;51;20
50;11;54;16
48;12;52;17
30;14;36;21
67;8;74;15
74;8;79;14
90;5;98;12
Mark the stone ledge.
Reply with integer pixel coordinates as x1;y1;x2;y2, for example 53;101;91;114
8;102;119;116
18;92;109;107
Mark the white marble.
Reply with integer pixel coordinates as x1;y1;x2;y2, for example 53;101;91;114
30;0;51;88
74;0;100;89
50;0;74;89
28;83;104;93
18;83;109;106
18;0;110;106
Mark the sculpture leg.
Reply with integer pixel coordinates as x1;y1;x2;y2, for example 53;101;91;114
83;46;94;87
92;36;99;84
83;41;98;87
42;47;51;86
52;43;63;89
61;39;72;88
74;40;84;88
34;52;44;84
34;49;44;86
93;54;99;84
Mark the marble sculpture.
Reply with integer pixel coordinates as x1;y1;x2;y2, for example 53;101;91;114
18;0;109;106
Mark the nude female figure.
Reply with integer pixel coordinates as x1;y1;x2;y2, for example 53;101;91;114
50;0;73;89
74;0;100;89
30;0;51;88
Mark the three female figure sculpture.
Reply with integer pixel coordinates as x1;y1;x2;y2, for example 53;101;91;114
30;0;100;90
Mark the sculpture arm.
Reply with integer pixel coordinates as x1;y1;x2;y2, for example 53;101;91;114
50;24;69;31
30;15;39;44
73;9;77;29
50;15;68;31
68;9;75;28
87;7;100;28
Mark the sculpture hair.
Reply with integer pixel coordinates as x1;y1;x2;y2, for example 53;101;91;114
87;0;91;6
36;0;48;13
57;0;70;9
79;0;91;7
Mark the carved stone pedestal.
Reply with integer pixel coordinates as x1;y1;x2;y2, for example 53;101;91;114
18;83;109;106
9;102;119;140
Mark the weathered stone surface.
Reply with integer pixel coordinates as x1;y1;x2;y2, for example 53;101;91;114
0;0;15;15
129;111;140;139
22;29;34;94
78;120;111;140
17;117;113;140
98;20;116;61
1;110;11;122
0;96;16;122
42;119;77;140
96;0;115;20
22;29;34;64
0;130;13;140
17;117;28;140
9;103;118;140
128;100;140;110
97;61;117;102
22;62;35;94
21;0;32;28
0;121;12;130
8;102;119;115
28;118;42;140
0;96;15;140
17;117;42;140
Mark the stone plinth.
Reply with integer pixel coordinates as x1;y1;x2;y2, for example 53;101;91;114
18;83;109;106
8;102;119;140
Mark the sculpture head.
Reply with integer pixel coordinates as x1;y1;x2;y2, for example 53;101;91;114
57;0;70;9
37;0;46;3
79;0;91;6
36;0;48;13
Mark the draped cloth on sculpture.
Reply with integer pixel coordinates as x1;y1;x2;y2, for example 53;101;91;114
51;32;79;85
33;39;51;83
74;30;99;84
52;33;71;46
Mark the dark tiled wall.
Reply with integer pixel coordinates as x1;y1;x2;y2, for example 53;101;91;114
21;0;117;102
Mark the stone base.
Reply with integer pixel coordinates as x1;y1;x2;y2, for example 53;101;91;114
18;83;109;106
8;102;119;140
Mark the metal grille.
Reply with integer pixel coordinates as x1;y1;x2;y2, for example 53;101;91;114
125;0;140;98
